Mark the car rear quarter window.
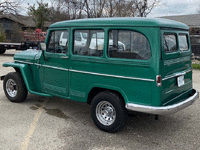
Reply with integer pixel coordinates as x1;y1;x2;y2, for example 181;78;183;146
108;30;151;60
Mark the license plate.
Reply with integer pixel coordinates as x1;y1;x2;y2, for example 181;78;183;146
177;75;185;87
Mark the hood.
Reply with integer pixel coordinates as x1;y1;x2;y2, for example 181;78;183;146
14;49;41;63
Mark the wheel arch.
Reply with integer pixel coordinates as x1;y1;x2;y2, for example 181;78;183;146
86;84;128;105
3;62;35;93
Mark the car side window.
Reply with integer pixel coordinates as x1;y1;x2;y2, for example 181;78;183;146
47;30;68;53
73;30;104;57
108;30;151;60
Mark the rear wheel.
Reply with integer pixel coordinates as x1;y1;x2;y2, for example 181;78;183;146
91;91;128;133
0;49;6;54
3;72;28;102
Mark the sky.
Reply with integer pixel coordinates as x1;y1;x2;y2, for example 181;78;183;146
22;0;200;17
148;0;200;17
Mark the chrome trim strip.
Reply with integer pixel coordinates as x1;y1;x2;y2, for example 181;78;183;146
162;69;192;81
14;60;154;81
126;89;199;115
34;63;42;66
70;69;154;82
165;89;173;94
42;65;69;71
15;60;68;71
15;60;34;65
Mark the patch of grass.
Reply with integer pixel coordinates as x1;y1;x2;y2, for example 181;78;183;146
192;64;200;70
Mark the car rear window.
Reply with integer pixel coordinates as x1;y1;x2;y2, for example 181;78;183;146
163;34;178;53
179;34;189;51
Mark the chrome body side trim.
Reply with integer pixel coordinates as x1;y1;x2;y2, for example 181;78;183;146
162;69;192;81
42;65;69;71
70;69;154;82
126;89;199;115
14;60;154;81
15;60;34;65
15;60;68;71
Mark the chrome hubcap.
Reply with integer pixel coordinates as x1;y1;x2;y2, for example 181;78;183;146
6;79;17;97
96;101;116;126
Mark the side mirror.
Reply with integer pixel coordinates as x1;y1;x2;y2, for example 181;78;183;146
40;43;46;50
40;43;47;61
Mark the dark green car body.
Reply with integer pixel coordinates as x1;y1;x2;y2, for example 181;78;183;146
2;18;199;125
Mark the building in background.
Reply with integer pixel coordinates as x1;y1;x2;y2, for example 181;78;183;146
0;14;51;42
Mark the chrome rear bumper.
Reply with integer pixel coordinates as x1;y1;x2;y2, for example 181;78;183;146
125;89;199;115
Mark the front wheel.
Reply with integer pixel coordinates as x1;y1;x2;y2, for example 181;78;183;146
3;72;28;102
0;49;6;54
91;91;128;133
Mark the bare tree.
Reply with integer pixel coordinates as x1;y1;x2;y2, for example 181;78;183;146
53;0;85;20
0;0;24;15
84;0;95;18
106;0;115;17
133;0;158;17
83;0;106;18
95;0;106;17
43;0;158;21
114;0;137;17
104;0;158;17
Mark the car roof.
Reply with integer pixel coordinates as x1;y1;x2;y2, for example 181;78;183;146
49;17;189;30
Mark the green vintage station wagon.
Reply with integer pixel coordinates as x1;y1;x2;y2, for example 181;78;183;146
1;18;199;132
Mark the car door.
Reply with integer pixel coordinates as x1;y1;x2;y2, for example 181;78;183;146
42;29;69;97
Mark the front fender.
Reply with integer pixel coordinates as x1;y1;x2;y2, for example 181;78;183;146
3;62;52;97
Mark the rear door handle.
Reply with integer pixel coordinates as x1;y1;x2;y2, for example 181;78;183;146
61;56;68;59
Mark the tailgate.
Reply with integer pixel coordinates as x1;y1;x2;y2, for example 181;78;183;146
161;30;193;105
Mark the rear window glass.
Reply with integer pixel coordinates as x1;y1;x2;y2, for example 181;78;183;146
179;34;189;51
163;34;178;53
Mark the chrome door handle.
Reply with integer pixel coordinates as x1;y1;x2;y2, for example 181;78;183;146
61;56;68;59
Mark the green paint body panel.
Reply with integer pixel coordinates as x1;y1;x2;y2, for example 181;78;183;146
3;62;53;97
2;18;195;108
50;18;189;30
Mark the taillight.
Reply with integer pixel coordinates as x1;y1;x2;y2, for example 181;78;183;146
156;75;162;87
